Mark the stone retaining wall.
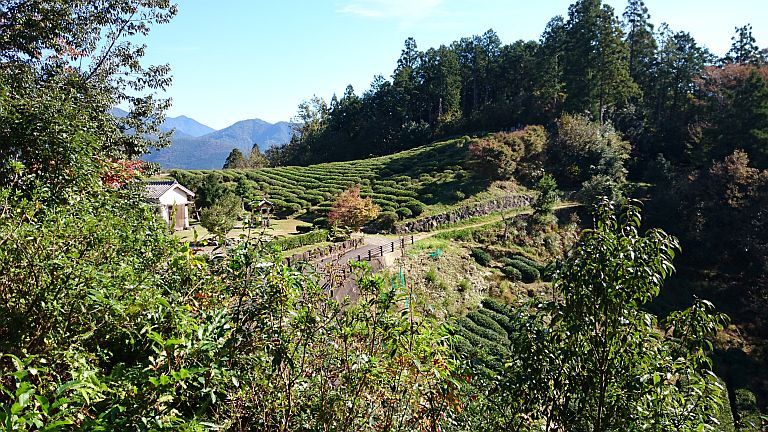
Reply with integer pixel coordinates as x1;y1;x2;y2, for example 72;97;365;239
394;194;533;234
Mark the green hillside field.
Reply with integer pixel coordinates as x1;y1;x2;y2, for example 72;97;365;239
169;136;524;224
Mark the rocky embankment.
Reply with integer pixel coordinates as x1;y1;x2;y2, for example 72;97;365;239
394;194;533;234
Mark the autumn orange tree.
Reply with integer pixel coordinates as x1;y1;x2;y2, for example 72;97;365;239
328;185;380;230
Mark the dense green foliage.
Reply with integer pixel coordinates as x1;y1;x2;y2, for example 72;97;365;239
734;388;762;431
1;197;456;429
199;193;241;239
531;173;560;226
466;126;548;181
452;201;731;431
470;248;492;267
3;0;768;429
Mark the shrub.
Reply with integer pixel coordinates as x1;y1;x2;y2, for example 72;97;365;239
458;279;471;293
578;174;623;208
276;202;302;216
467;310;507;337
313;217;328;227
734;388;761;431
425;268;442;286
505;254;543;271
477;307;513;333
502;266;522;281
295;225;314;233
372;211;398;232
200;193;241;239
507;259;540;283
457;317;508;345
452;334;475;355
396;207;413;219
406;201;426;217
471;248;492;267
481;298;516;320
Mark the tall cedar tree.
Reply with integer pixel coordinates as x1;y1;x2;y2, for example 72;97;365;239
723;24;766;65
223;148;247;169
563;0;638;123
622;0;657;90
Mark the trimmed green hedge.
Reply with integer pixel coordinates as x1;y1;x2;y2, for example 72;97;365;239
457;317;509;346
502;266;522;281
471;248;492;267
466;310;507;337
505;259;540;282
271;229;329;251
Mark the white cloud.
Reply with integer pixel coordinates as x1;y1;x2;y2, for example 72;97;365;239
338;0;444;22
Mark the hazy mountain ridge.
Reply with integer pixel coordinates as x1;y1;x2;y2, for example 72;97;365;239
143;118;294;169
161;115;216;137
110;108;293;169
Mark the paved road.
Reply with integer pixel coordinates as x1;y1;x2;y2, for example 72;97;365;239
318;234;405;266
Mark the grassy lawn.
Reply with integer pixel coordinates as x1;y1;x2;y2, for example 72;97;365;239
173;217;312;243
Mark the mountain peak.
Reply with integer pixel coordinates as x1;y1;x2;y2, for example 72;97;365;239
143;117;294;169
161;115;215;138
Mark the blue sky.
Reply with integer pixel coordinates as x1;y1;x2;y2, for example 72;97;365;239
140;0;768;129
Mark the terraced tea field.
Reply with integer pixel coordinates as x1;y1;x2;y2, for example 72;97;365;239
171;137;499;222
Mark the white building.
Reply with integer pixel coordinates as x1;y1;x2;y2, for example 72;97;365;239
145;181;195;230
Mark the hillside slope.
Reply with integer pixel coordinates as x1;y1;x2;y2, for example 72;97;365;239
170;136;528;223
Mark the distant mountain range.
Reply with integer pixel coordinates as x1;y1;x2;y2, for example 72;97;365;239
111;108;293;169
160;115;216;138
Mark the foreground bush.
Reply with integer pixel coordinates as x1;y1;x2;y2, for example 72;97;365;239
453;200;732;431
0;185;457;430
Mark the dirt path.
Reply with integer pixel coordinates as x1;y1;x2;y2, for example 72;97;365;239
320;202;579;267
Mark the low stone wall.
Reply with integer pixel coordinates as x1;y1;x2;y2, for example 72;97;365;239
394;194;533;234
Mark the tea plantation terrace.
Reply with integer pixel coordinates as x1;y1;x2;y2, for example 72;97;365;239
170;137;497;224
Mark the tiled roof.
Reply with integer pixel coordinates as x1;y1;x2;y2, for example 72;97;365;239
144;181;195;201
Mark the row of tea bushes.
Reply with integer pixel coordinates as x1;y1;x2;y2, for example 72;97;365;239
170;138;477;220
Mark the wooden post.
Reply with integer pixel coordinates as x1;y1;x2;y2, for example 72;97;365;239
411;235;414;245
357;254;361;262
391;242;394;252
368;249;371;261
